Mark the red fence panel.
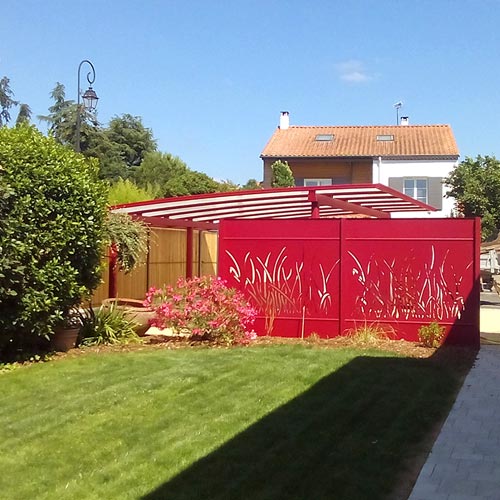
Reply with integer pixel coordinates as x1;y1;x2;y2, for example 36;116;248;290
218;220;341;338
218;218;480;346
340;218;480;345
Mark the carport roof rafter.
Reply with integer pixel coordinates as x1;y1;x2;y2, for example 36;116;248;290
112;184;436;230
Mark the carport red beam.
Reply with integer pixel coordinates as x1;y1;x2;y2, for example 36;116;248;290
312;192;390;219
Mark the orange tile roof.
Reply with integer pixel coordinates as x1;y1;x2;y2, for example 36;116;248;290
261;125;459;159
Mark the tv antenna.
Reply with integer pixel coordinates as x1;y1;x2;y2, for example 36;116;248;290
393;101;403;124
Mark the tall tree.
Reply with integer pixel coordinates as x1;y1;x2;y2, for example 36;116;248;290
39;82;98;150
445;155;500;240
38;83;74;142
15;103;32;126
106;114;157;169
0;77;19;126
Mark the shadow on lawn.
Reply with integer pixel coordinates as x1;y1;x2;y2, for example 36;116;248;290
142;347;476;500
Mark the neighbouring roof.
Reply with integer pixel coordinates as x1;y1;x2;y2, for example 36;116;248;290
113;184;436;230
261;125;459;159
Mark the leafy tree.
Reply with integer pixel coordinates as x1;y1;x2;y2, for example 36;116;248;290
85;128;125;180
108;178;159;205
164;170;220;197
15;103;32;126
0;126;108;357
0;76;19;126
106;114;157;170
136;151;219;197
242;178;262;190
135;151;186;188
40;88;157;180
217;179;240;192
445;155;500;240
271;160;295;187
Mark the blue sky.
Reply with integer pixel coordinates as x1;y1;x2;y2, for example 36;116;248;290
2;0;500;184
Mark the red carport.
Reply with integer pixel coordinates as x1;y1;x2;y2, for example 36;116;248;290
113;184;480;346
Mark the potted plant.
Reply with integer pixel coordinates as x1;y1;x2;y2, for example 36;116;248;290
101;212;153;335
101;298;154;336
52;308;82;352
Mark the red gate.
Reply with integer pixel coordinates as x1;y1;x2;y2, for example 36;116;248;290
218;218;480;346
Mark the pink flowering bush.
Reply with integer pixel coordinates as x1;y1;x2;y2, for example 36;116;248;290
144;276;258;345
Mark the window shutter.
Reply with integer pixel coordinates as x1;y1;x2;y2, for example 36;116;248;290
388;177;404;193
427;177;443;209
294;177;304;186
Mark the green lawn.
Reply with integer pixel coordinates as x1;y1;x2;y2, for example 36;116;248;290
0;344;475;500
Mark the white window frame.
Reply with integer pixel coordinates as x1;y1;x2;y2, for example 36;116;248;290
404;178;428;204
304;178;331;187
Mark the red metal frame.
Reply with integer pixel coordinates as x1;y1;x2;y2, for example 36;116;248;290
219;218;480;346
110;185;440;302
112;184;436;226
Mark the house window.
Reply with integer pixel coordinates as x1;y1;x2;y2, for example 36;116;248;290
304;178;332;186
404;178;428;203
315;134;334;141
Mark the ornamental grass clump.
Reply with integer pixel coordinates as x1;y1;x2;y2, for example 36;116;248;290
144;276;257;345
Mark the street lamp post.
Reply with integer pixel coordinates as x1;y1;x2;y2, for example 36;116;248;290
76;59;99;152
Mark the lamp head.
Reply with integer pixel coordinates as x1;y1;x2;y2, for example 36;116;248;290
82;87;99;111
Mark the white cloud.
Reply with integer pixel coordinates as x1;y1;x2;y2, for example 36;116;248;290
335;60;372;83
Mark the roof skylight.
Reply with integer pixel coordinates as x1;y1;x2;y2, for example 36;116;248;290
376;134;394;141
315;134;334;141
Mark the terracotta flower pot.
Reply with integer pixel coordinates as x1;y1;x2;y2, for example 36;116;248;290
53;326;80;352
101;298;154;336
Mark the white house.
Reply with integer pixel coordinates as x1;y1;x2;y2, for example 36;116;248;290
261;112;459;217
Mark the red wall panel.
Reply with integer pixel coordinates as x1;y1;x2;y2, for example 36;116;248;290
218;218;480;346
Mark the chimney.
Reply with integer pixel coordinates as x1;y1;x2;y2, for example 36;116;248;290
400;116;409;126
279;111;290;130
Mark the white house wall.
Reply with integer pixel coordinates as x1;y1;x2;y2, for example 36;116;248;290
372;158;458;218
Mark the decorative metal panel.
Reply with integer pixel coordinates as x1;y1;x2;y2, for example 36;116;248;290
218;218;480;346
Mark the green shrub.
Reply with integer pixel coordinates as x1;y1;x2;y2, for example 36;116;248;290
0;126;108;357
418;321;445;348
79;305;140;346
270;160;295;188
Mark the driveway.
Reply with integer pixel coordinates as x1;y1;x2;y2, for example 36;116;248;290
480;291;500;343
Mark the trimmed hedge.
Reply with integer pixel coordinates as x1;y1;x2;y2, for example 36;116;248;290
0;126;107;355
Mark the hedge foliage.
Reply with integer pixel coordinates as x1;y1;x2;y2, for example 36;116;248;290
0;126;108;351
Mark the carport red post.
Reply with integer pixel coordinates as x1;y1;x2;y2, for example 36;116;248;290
108;243;118;298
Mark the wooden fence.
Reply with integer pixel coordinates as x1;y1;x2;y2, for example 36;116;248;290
92;228;218;304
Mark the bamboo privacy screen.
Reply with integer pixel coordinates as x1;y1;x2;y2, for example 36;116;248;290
92;228;218;304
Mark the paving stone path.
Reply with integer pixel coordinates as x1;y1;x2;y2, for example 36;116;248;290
409;344;500;500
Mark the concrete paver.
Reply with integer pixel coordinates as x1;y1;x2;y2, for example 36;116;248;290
408;344;500;500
